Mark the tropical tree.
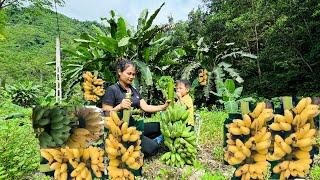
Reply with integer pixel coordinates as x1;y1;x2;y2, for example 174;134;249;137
62;3;183;105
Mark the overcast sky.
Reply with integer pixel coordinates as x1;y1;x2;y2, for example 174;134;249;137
57;0;202;27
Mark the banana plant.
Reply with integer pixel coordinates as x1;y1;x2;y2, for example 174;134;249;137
212;78;254;113
62;3;172;99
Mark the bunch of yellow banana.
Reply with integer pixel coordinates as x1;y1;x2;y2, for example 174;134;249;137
107;166;134;180
40;148;69;180
122;144;144;170
198;69;208;86
41;147;105;179
290;123;316;150
267;135;291;161
234;161;269;180
50;162;68;180
121;124;142;142
249;102;274;131
83;71;105;102
66;147;104;179
224;139;251;165
87;146;105;178
75;107;104;142
251;127;271;155
70;162;92;180
292;97;319;128
105;111;143;180
226;114;251;135
67;128;92;148
273;159;312;179
40;148;64;164
269;110;293;131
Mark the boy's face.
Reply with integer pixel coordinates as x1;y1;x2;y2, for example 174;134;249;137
176;83;189;97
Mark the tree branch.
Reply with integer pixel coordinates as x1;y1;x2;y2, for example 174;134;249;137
1;0;19;9
0;0;6;9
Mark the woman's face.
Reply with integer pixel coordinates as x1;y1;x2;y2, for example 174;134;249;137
118;65;136;85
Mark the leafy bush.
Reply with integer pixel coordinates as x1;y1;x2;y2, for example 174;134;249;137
0;117;40;179
6;82;41;107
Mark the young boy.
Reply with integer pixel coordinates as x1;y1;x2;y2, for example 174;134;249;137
176;79;194;126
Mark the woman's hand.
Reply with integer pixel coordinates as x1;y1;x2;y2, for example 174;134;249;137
120;99;132;110
162;100;171;110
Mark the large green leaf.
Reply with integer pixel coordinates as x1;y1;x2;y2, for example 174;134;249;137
133;60;153;86
181;62;201;80
138;9;148;29
118;37;130;47
224;79;235;93
143;2;165;31
92;24;106;37
98;36;118;53
116;17;127;40
224;101;239;113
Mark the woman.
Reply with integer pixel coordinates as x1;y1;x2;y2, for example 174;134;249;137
102;58;170;157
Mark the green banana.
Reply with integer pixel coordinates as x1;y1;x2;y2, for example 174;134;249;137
34;108;46;121
181;111;189;121
51;122;64;130
38;118;50;126
51;115;64;123
51;133;64;145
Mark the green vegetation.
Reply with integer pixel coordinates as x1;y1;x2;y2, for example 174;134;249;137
0;0;320;179
0;7;97;88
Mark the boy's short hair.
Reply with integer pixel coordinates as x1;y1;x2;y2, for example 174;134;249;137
176;79;191;89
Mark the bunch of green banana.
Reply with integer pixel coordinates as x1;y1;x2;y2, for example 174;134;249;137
161;103;190;124
33;106;71;148
160;103;196;167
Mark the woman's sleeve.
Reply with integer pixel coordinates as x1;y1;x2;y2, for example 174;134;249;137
102;86;116;107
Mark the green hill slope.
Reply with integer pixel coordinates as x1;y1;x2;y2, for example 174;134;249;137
0;7;97;87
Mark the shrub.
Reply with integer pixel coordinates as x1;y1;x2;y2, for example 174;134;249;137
0;117;40;179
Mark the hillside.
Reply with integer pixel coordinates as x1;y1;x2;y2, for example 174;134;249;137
0;7;97;87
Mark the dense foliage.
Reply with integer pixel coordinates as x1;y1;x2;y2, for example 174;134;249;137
180;0;320;97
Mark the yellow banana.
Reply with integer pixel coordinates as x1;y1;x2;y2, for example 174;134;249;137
269;123;282;131
243;114;251;127
249;102;266;118
274;114;286;123
284;109;293;124
293;98;308;114
279;122;291;131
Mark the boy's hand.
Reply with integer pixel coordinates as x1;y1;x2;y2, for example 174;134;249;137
176;91;182;99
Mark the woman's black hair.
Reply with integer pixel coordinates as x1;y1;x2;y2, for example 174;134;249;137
176;79;191;89
116;58;136;72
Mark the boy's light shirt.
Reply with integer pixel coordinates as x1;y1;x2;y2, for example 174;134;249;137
178;94;194;126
